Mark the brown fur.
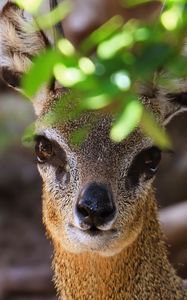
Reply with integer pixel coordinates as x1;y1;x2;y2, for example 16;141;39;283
51;192;186;300
0;3;187;299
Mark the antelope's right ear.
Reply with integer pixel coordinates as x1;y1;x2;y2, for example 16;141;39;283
0;2;48;90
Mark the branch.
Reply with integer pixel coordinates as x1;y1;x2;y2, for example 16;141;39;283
49;0;65;42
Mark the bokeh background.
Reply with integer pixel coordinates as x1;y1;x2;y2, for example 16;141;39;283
0;0;187;299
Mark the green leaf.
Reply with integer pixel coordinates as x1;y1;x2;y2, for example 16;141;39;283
13;0;43;14
35;1;71;30
58;39;75;56
110;96;143;142
81;16;123;53
161;6;182;31
81;94;112;110
97;30;133;60
134;27;150;42
166;54;187;78
54;64;85;87
41;91;82;126
111;71;131;91
135;43;174;78
124;0;153;7
22;49;61;97
22;122;36;147
140;110;172;149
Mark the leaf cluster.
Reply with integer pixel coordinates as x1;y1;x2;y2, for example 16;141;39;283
16;0;187;148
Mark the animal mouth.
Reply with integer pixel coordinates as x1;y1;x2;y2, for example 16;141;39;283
66;224;119;253
69;224;116;237
83;226;103;236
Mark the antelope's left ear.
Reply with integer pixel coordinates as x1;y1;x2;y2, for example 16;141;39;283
161;90;187;125
0;2;58;116
0;3;49;90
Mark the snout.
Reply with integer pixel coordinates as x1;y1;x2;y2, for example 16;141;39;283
74;182;116;231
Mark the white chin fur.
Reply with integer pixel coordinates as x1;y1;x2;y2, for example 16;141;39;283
64;224;119;255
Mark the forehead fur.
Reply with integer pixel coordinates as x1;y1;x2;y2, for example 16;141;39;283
36;91;163;145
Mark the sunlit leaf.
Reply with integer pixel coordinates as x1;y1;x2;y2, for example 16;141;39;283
35;1;71;30
81;16;123;53
22;49;61;97
54;64;85;87
110;96;143;142
41;91;82;126
14;0;187;151
111;71;131;91
13;0;43;14
140;110;172;149
79;57;95;75
97;30;133;59
161;6;182;31
82;94;112;110
124;0;153;7
134;27;150;41
58;39;75;56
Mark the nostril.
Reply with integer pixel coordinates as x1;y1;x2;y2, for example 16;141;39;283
76;204;94;230
77;204;90;218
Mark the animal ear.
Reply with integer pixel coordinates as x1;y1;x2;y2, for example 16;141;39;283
0;2;49;90
161;89;187;125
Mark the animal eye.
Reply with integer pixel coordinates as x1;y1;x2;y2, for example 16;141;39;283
142;146;161;175
35;136;54;164
127;146;161;187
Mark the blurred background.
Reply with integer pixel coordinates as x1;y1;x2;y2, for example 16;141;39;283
0;0;187;299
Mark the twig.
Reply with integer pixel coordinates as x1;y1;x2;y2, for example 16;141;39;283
49;0;65;43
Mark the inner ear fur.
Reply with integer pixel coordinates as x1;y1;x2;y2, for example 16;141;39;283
163;92;187;124
160;88;187;125
1;67;21;88
0;2;49;89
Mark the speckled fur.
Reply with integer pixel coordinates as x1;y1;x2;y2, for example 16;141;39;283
0;3;187;299
52;194;186;300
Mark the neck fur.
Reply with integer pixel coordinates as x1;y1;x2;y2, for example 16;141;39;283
52;197;185;300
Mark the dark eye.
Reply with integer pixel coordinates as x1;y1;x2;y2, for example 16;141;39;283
35;136;54;164
127;146;161;187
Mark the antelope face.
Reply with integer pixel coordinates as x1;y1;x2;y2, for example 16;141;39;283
35;110;162;256
1;3;187;257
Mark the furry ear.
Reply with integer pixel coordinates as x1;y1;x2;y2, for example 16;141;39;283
0;2;59;116
0;2;48;90
159;80;187;125
163;91;187;124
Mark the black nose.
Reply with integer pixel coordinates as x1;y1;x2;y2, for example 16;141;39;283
75;182;116;230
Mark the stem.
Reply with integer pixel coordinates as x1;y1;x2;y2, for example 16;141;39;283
49;0;65;44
